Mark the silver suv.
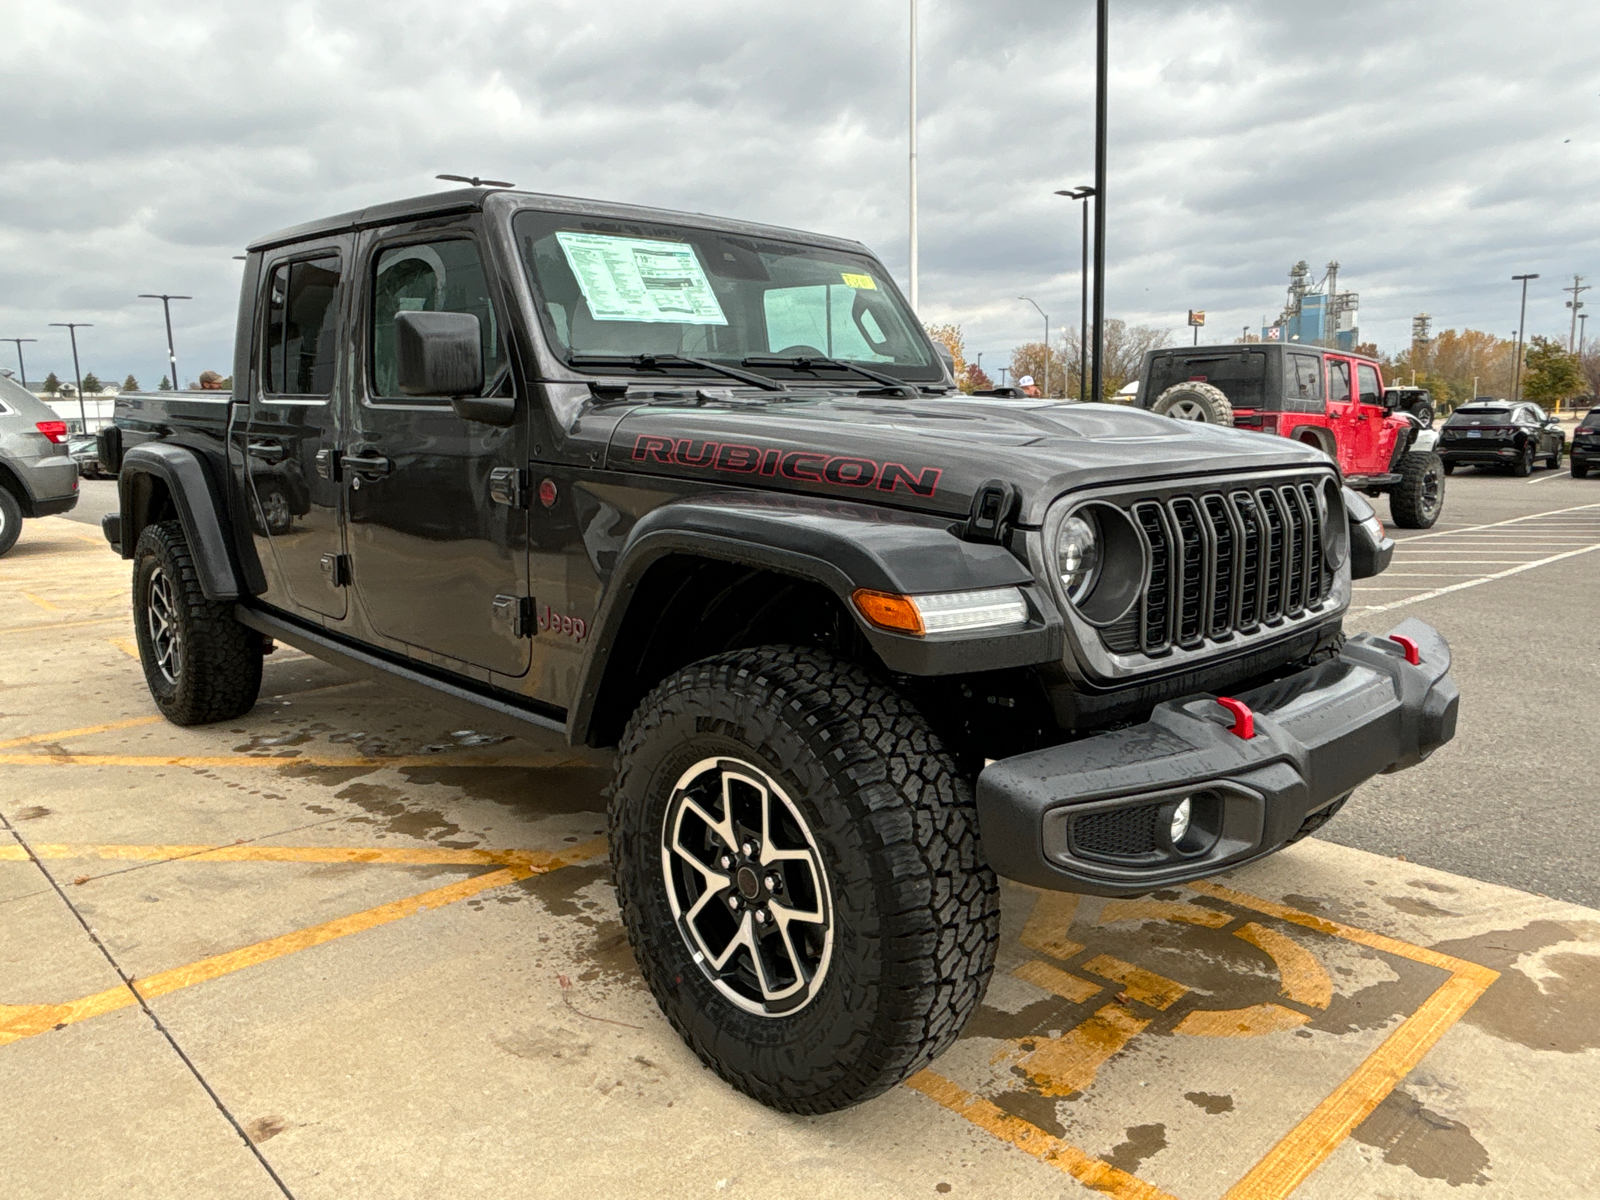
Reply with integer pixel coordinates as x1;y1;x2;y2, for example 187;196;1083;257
0;373;79;555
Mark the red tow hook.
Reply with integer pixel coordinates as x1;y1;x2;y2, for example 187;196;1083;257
1389;635;1421;666
1215;697;1255;740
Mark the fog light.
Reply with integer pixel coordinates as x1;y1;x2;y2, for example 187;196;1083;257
1169;797;1192;843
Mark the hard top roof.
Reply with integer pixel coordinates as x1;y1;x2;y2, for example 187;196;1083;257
1150;342;1379;364
246;187;872;257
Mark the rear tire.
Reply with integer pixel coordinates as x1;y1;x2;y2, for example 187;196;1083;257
609;645;1000;1113
1151;381;1234;425
1390;451;1445;529
1548;445;1562;470
0;487;21;557
1574;459;1590;479
132;521;263;726
1511;444;1534;477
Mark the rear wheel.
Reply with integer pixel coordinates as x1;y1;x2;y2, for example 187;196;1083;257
1575;459;1591;479
132;521;263;726
609;646;1000;1113
1390;451;1445;529
1151;381;1234;425
0;487;21;557
1511;444;1534;477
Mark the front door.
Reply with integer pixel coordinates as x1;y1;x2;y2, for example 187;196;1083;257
343;222;531;678
239;241;350;620
1351;361;1393;473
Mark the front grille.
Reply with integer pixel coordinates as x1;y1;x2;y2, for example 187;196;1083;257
1073;804;1161;859
1105;482;1333;657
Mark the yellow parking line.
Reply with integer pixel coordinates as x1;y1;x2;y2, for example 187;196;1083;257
8;843;581;870
20;592;58;611
1019;1001;1150;1097
0;616;127;635
0;837;605;1048
0;753;582;769
1080;954;1188;1010
0;715;166;750
1236;922;1332;1009
1098;898;1232;928
108;637;139;659
1174;1003;1310;1038
905;1071;1178;1200
1012;958;1101;1005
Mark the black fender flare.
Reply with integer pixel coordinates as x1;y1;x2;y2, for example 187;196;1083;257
567;491;1063;746
1287;424;1338;463
118;442;242;601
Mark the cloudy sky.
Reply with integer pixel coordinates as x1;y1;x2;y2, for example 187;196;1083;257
3;0;1598;389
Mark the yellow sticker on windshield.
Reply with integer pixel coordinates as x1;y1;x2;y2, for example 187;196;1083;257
841;272;877;290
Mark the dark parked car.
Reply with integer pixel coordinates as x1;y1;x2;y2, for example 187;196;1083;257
1572;405;1599;478
1439;401;1565;475
101;186;1457;1113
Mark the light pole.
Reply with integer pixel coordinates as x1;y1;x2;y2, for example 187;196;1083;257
48;323;93;432
1020;297;1049;395
907;0;919;311
1580;311;1589;357
1089;0;1109;406
139;294;192;390
1053;185;1095;398
1564;275;1589;353
1;338;37;389
1511;273;1538;403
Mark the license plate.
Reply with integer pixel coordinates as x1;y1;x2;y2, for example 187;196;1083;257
1467;430;1482;438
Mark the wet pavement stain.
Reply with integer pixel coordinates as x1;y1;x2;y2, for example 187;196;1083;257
494;1025;593;1062
1431;921;1600;1052
1183;1091;1234;1114
1407;877;1460;895
1383;894;1461;918
242;1115;290;1145
331;781;474;845
1103;1123;1166;1174
1352;1087;1490;1186
12;806;49;821
396;764;610;816
990;1088;1067;1138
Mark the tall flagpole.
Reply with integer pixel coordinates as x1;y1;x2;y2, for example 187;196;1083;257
908;0;919;312
1089;0;1108;405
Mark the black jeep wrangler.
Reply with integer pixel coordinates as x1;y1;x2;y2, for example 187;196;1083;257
99;188;1457;1113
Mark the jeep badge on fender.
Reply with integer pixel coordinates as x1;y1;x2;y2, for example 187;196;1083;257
103;185;1457;1114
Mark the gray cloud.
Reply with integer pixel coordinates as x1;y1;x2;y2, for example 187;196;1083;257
1;0;1596;387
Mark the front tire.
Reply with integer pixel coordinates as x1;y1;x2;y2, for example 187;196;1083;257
609;646;1000;1113
1390;451;1445;529
132;521;263;726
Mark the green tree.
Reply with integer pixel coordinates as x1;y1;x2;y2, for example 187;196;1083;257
42;372;60;395
1009;342;1068;397
1521;337;1583;407
159;374;172;390
1057;319;1174;400
122;374;140;392
81;372;103;394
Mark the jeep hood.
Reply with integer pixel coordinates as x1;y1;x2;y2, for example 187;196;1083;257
604;394;1332;525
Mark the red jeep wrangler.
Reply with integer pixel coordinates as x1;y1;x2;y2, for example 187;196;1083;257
1138;343;1444;528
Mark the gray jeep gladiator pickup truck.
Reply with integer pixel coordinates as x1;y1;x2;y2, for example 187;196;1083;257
99;187;1456;1112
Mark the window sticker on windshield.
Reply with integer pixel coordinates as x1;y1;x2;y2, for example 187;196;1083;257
555;232;728;325
841;272;876;290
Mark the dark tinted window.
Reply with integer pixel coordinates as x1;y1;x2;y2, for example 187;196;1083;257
1286;353;1323;412
1580;409;1600;428
370;239;503;400
1145;350;1268;408
1328;360;1351;403
263;256;342;396
1447;406;1511;422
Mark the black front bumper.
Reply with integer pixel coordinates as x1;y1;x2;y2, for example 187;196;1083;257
977;618;1458;895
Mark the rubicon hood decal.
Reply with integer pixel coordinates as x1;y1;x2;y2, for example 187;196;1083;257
630;435;942;498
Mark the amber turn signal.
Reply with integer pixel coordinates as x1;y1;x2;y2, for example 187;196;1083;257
851;589;925;636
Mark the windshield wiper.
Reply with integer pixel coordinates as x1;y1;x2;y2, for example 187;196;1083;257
742;355;920;398
569;352;788;393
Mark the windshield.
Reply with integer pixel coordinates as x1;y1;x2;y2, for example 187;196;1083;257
1448;407;1511;422
512;209;938;384
1145;350;1269;409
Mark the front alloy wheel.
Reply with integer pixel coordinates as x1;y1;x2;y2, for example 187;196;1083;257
146;565;183;684
662;757;832;1016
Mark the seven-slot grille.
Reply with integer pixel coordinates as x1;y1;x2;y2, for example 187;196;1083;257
1102;481;1329;656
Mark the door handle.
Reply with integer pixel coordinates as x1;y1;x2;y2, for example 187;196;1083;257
247;440;285;463
340;453;391;476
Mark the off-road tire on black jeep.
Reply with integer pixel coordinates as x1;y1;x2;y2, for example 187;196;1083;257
1511;444;1534;477
132;521;263;726
0;486;21;557
1389;451;1445;529
1151;381;1234;425
609;645;1000;1113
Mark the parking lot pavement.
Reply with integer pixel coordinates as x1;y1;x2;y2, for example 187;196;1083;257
4;512;1598;1199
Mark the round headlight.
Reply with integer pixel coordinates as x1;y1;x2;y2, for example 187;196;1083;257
1055;514;1101;603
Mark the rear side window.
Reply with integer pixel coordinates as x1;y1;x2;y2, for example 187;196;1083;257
1145;350;1268;409
1328;360;1351;403
370;239;504;400
263;256;343;396
1286;353;1323;413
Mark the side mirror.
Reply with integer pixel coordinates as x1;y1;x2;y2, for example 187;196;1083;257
395;310;484;398
932;342;956;381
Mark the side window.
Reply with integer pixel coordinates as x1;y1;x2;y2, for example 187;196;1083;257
1356;364;1383;405
370;239;503;399
1287;354;1323;410
1327;359;1351;403
262;256;343;397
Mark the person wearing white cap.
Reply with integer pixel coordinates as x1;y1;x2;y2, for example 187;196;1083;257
1017;375;1041;398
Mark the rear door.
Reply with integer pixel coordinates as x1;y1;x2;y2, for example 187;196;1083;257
240;239;351;620
342;217;531;678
